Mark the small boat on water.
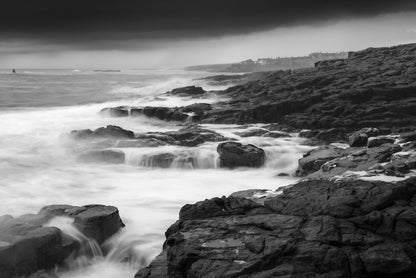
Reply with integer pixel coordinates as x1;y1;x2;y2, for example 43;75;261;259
12;69;16;73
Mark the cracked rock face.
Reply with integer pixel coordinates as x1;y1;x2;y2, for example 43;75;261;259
136;177;416;278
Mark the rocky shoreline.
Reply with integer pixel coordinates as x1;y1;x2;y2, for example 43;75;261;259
2;43;416;277
132;43;416;277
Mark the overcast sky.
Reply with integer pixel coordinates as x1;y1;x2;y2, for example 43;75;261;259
1;0;416;68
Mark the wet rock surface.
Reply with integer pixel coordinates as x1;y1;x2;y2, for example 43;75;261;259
0;204;124;277
217;142;265;168
137;177;416;278
166;86;206;97
101;103;213;122
39;204;125;244
69;125;228;151
71;125;135;140
349;128;380;147
0;216;77;278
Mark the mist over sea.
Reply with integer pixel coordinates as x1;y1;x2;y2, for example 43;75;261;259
0;69;310;277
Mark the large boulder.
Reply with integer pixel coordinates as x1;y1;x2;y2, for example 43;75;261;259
367;135;395;148
296;145;344;176
39;204;125;244
165;125;227;147
217;142;265;168
0;216;77;278
137;177;416;278
348;127;379;147
0;204;124;277
166;86;206;97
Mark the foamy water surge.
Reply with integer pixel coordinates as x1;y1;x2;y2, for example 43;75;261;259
0;71;313;277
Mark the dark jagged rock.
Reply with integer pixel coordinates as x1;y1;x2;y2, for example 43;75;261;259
69;125;226;153
135;132;176;145
166;86;206;97
39;204;124;244
71;125;135;140
217;142;265;168
349;127;380;147
136;126;227;147
317;143;402;177
299;143;404;179
94;125;135;139
296;145;344;176
179;196;271;221
384;153;416;175
102;103;213;122
0;216;77;278
0;204;124;277
137;177;416;278
165;125;226;147
77;149;125;164
367;136;395;148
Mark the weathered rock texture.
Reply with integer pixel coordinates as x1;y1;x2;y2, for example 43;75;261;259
136;177;416;278
296;130;416;178
0;204;124;277
217;142;266;168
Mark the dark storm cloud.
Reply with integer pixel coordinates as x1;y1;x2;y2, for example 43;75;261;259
1;0;416;45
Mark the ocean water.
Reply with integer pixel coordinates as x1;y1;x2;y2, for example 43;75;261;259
0;69;312;277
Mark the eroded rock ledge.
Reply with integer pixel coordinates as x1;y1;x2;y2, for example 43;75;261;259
136;177;416;278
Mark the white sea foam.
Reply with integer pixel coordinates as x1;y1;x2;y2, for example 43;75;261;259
0;70;311;277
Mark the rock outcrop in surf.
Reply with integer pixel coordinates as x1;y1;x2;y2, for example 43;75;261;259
0;204;124;278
